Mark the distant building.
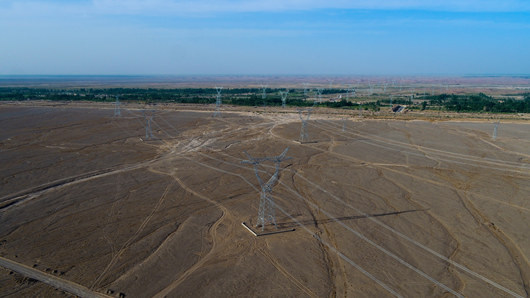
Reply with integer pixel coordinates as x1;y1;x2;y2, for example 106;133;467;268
392;105;406;113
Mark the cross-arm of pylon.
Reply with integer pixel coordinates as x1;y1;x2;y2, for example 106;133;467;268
274;147;292;162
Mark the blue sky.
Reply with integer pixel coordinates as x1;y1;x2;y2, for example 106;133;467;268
1;0;529;75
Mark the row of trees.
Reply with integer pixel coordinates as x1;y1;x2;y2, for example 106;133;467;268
427;93;530;113
1;87;528;113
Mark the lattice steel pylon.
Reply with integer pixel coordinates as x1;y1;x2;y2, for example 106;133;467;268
261;84;268;106
242;148;292;231
144;111;154;140
313;88;323;106
303;83;309;97
213;86;223;117
493;121;499;140
114;96;121;117
280;90;289;108
346;84;356;100
298;108;312;142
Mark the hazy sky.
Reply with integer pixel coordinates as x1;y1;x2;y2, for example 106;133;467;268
1;0;529;75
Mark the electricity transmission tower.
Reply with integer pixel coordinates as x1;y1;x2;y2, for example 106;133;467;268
313;88;323;106
346;85;356;100
261;84;268;106
368;82;374;95
342;117;346;132
298;108;312;142
493;121;499;140
280;90;289;108
303;83;309;97
328;79;334;89
242;148;292;231
383;82;388;93
144;111;155;140
213;86;223;117
114;96;121;117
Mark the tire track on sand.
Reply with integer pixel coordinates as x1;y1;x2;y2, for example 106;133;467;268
153;174;228;298
258;244;317;298
91;182;174;290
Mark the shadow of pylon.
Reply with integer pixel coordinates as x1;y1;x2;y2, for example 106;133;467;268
276;208;429;229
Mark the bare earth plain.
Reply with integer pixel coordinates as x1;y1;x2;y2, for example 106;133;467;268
0;102;529;297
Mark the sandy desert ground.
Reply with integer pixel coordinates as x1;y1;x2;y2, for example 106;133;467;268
0;102;529;297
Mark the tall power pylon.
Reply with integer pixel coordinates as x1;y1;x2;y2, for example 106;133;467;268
347;85;356;100
242;148;292;231
114;96;121;117
261;84;268;106
493;121;499;140
303;83;309;97
280;90;289;108
213;86;223;117
313;88;323;106
298;108;312;142
144;111;155;140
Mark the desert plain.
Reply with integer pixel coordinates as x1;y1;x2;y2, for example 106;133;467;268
0;101;529;297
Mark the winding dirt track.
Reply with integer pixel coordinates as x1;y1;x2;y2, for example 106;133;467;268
153;174;229;298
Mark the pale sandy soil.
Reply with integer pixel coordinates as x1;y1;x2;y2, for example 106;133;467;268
0;102;528;297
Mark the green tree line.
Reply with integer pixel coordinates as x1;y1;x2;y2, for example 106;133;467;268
1;88;528;113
